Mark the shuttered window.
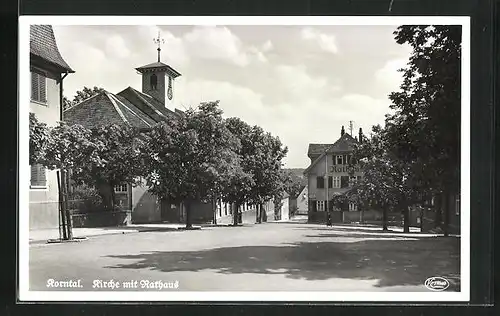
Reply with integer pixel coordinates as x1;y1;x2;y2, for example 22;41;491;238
31;71;47;103
30;164;47;187
340;176;349;188
328;176;333;188
316;176;324;189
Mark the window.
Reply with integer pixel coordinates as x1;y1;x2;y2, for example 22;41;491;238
31;71;47;103
328;176;333;188
340;176;349;188
455;196;460;215
114;184;128;193
310;200;317;212
347;155;352;164
316;200;325;212
349;203;357;211
224;203;228;215
333;176;340;188
316;176;325;189
30;164;47;188
336;155;343;165
150;74;158;90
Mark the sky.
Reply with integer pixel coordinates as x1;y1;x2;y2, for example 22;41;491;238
53;24;412;168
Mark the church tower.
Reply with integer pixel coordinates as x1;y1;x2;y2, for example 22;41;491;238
135;31;181;109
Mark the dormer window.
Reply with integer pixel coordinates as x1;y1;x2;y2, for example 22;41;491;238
150;73;158;90
336;155;343;165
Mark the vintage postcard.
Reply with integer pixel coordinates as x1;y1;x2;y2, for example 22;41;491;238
18;16;470;302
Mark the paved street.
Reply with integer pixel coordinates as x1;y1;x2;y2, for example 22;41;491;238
29;221;460;292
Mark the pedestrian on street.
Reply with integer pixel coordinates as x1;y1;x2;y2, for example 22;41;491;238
326;211;332;227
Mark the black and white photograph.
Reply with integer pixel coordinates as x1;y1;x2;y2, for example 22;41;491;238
19;16;469;302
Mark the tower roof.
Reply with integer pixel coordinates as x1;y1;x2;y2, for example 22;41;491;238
135;61;181;78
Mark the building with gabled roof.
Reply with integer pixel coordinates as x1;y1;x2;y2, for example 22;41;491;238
304;125;365;223
62;34;188;225
29;25;74;230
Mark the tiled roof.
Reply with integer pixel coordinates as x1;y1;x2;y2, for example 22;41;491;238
307;133;357;157
304;133;358;174
308;144;333;158
117;87;179;123
135;61;181;78
30;25;74;73
63;91;154;129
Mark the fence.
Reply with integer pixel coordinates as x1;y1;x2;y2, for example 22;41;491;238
71;209;131;228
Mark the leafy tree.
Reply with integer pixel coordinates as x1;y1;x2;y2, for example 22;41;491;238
345;125;418;232
282;168;307;198
41;122;100;239
224;118;288;224
251;131;288;223
63;86;105;110
224;117;257;225
144;101;242;228
385;25;461;236
29;113;50;165
73;124;147;211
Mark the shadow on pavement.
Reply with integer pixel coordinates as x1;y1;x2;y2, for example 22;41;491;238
104;237;460;290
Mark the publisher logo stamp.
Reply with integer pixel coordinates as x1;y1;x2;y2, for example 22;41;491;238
424;277;450;291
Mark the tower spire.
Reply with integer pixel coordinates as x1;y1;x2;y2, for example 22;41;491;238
153;31;165;62
349;120;354;136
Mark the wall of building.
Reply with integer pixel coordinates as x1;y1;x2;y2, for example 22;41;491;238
307;153;363;203
296;186;308;214
141;70;166;106
131;180;161;224
29;70;61;230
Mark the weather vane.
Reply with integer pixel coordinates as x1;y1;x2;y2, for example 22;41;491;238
153;31;165;62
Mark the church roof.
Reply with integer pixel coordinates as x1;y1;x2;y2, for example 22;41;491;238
304;133;358;175
64;90;156;129
135;61;181;78
117;87;179;122
30;25;74;73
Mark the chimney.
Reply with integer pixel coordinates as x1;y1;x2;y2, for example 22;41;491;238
341;126;345;136
358;128;363;143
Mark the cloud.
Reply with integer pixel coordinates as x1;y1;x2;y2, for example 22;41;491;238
300;27;339;54
105;35;130;59
271;64;341;103
137;25;271;67
375;58;408;92
261;40;273;52
183;26;250;67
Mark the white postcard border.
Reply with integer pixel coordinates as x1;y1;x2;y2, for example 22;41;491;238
18;15;471;302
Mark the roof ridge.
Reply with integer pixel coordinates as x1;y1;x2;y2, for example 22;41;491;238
128;88;168;119
111;94;153;128
106;92;130;125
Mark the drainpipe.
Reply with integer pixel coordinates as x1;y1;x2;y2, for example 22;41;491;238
59;72;69;121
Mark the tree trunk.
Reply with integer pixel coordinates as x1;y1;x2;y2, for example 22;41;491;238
185;199;193;228
63;170;73;239
403;203;410;233
212;198;217;225
255;204;260;223
97;182;114;211
382;205;388;231
259;203;267;223
233;203;239;226
434;194;442;228
443;190;450;237
56;171;68;240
